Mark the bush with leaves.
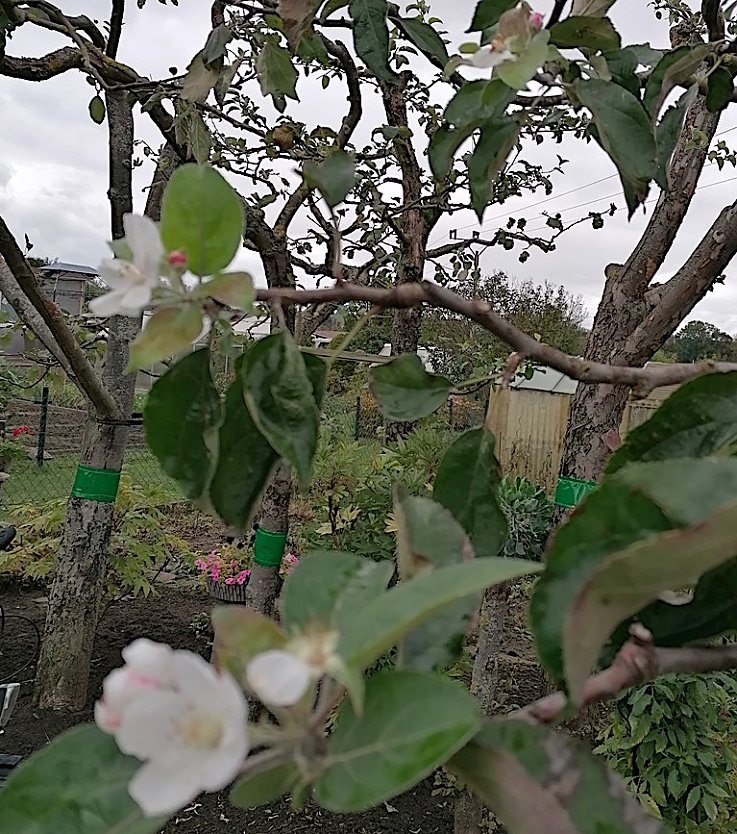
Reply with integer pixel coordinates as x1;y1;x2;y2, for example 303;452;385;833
596;673;737;832
0;478;191;597
497;475;553;561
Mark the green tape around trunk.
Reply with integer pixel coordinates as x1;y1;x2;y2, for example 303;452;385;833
70;465;122;503
554;476;597;509
253;528;287;568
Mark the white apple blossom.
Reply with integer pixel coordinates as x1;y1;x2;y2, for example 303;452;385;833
95;639;249;818
245;631;340;708
90;213;164;318
465;45;517;69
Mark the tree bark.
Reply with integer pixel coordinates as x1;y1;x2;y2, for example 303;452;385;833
454;583;510;834
34;90;140;709
556;95;722;490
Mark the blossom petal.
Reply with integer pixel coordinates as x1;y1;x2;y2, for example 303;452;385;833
89;289;132;317
169;651;224;707
119;282;153;314
123;639;174;676
97;259;133;290
199;736;248;793
128;752;204;818
115;691;182;759
123;214;164;276
246;650;311;707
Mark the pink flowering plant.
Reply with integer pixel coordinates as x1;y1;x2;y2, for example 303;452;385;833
194;544;252;587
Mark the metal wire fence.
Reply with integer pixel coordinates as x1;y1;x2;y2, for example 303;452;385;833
0;392;179;514
0;387;487;516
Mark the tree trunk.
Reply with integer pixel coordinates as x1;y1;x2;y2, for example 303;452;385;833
556;96;721;494
34;316;139;709
454;583;510;834
245;461;291;619
34;91;140;710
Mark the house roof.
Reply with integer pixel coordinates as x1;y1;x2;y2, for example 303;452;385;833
39;262;98;278
510;367;578;394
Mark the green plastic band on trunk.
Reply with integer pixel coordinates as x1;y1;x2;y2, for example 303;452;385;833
70;466;122;503
253;528;287;568
554;477;597;509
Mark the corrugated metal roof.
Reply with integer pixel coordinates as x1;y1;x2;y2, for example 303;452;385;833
510;367;578;394
39;262;98;277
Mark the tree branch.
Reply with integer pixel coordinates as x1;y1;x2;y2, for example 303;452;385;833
252;280;737;395
106;0;125;59
513;624;737;725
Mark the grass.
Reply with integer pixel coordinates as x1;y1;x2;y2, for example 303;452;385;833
0;449;181;508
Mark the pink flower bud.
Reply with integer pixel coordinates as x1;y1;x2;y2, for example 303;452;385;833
225;577;236;585
168;250;187;267
529;11;544;29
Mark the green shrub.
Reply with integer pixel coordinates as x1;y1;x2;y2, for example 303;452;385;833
596;673;737;832
498;475;552;561
0;477;192;597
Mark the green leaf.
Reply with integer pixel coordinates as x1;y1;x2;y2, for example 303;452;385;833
469;0;517;31
280;550;392;631
349;0;399;84
320;0;349;22
243;331;320;486
0;724;168;834
212;606;287;679
564;494;737;703
315;671;480;812
197;271;254;311
394;489;476;671
209;368;279;530
369;353;451;421
144;348;221;500
606;371;737;473
531;458;737;684
550;16;621;52
203;23;233;66
428;124;475;180
175;105;212;164
574;78;657;217
447;721;669;834
644;45;709;120
256;37;299;106
496;31;550;91
393;17;449;67
443;80;515;129
303;149;356;208
433;428;508;559
160;164;244;277
654;86;696;191
602;47;640;96
619;556;737;651
533;455;737;689
340;557;541;670
181;52;219;102
686;786;701;813
701;793;718;821
467;116;520;218
88;95;106;124
231;762;301;808
128;305;204;371
706;66;734;114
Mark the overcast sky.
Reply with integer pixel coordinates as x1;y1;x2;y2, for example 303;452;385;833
2;1;736;331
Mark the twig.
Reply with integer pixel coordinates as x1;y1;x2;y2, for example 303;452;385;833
252;281;737;397
512;623;737;725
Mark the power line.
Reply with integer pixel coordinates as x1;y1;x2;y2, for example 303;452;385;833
522;172;737;234
431;122;737;246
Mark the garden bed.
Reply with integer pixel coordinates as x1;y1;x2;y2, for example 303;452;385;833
0;583;453;834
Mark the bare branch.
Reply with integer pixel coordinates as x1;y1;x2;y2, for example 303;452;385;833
106;0;125;59
252;280;737;395
513;624;737;725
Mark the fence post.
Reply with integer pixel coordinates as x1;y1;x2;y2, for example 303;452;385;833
36;386;49;467
354;395;361;440
448;396;454;429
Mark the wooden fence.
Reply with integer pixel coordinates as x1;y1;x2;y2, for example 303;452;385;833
486;386;673;493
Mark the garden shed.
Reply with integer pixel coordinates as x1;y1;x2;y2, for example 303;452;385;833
486;365;679;492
